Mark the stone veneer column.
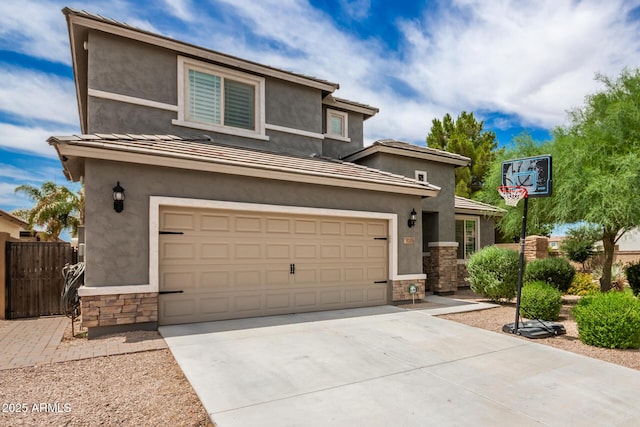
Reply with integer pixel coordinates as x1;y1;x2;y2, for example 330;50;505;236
524;236;549;261
391;279;426;303
426;242;458;295
81;292;158;332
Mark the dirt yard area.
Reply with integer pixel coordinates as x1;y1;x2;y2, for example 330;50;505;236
0;325;212;426
436;290;640;371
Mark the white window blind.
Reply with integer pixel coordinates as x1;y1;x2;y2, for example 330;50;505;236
224;79;255;130
188;69;221;125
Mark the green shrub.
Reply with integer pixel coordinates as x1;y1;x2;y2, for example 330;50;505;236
567;272;599;296
467;246;519;302
573;292;640;349
520;281;562;320
625;262;640;297
524;257;576;293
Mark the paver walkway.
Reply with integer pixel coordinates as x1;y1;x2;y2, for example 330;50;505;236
0;291;491;371
0;316;166;370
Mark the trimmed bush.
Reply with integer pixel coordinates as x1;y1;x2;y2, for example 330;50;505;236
567;272;599;296
520;281;562;321
625;262;640;297
524;257;576;293
573;292;640;349
467;246;519;302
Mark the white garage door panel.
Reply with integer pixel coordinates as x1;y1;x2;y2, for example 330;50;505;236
159;207;389;325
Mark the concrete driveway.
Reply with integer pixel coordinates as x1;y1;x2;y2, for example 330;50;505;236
160;306;640;426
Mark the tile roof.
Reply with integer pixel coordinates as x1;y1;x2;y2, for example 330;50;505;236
49;134;441;196
373;140;470;164
63;7;339;91
455;196;506;215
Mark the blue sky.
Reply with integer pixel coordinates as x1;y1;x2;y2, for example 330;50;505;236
1;0;640;238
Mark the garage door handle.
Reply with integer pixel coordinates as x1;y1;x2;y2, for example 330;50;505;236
373;237;387;240
290;264;295;274
159;231;184;235
373;280;387;284
159;290;184;294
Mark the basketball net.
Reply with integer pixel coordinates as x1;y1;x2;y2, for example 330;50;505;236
498;186;528;207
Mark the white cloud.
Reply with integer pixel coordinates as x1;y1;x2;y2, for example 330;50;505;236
0;123;78;157
162;0;195;22
0;182;27;209
0;66;78;126
0;0;70;64
397;0;640;129
339;0;371;21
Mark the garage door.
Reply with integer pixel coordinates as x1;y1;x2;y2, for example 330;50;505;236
158;207;389;325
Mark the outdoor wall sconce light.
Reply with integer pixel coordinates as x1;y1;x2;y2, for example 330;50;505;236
408;208;417;228
113;181;125;213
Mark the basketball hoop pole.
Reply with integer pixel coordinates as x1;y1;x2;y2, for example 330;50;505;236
514;196;528;334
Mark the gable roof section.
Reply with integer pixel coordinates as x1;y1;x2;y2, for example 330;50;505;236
323;95;379;120
63;8;338;91
49;134;440;197
343;139;470;167
0;208;29;228
64;8;367;132
455;196;506;216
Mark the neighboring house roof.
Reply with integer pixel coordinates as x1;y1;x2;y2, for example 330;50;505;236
0;208;29;228
342;139;470;167
49;134;441;197
454;196;506;216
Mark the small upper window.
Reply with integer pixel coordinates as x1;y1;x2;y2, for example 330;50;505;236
415;170;428;182
325;109;349;141
175;57;265;138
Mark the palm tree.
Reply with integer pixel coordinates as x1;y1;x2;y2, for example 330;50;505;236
14;182;84;241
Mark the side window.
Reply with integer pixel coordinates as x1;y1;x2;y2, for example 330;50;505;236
455;217;478;259
325;109;349;141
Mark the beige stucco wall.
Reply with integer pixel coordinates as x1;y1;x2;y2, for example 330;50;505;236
0;220;23;239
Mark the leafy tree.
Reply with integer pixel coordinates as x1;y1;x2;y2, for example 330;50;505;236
426;111;500;198
477;133;555;240
560;225;601;270
551;68;640;291
14;182;84;241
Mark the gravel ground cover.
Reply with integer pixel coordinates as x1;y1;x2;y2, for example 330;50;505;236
0;323;212;427
435;290;640;371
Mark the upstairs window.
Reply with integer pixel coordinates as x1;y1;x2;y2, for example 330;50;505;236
455;216;479;260
176;57;265;138
325;109;349;141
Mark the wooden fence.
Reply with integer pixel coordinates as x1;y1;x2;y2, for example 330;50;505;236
5;241;78;319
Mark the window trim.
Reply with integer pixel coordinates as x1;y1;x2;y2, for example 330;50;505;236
455;215;480;260
324;108;350;142
415;170;428;182
174;56;266;139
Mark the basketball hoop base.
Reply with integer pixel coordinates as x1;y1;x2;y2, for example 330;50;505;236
502;320;566;339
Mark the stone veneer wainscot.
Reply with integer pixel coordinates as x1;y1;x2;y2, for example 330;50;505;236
81;293;158;328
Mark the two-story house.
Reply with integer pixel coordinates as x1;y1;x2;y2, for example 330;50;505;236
50;8;502;337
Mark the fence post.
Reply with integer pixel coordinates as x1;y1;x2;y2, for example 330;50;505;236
0;232;10;319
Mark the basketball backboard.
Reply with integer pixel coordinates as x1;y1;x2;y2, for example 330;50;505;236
501;155;552;197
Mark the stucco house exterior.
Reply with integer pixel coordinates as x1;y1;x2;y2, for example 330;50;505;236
0;209;28;239
50;8;502;337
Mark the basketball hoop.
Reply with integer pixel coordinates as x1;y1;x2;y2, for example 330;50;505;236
498;186;528;207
